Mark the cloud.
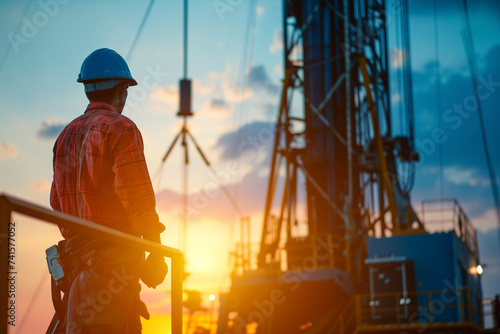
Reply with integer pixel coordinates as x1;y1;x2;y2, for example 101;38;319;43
269;30;283;54
407;43;500;228
155;121;283;227
150;65;255;112
195;98;235;120
155;141;274;222
208;99;233;115
0;141;18;160
31;179;51;192
214;121;275;161
444;166;490;187
472;209;500;232
248;65;279;95
221;80;252;102
150;85;178;107
156;171;270;225
206;66;253;102
409;44;500;173
193;78;217;96
37;117;68;140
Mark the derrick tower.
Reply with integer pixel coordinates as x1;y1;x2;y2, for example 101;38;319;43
217;1;484;333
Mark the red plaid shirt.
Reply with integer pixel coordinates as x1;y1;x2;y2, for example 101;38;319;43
50;102;165;239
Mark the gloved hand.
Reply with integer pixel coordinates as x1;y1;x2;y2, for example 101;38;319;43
140;253;168;289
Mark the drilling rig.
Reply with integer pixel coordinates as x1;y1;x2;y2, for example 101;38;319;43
216;0;484;333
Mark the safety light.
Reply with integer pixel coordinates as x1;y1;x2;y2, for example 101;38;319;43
476;265;484;275
469;264;485;275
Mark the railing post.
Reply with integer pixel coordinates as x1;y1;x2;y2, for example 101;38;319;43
396;293;400;324
428;292;433;324
467;290;473;323
172;254;184;334
0;196;11;332
459;289;465;322
355;295;361;328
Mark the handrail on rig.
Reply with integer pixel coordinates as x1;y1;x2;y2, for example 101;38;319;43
0;193;183;333
420;198;478;256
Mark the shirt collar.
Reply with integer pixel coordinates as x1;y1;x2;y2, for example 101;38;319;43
85;102;118;114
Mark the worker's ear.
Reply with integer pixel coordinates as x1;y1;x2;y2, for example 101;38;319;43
116;81;128;96
116;81;130;114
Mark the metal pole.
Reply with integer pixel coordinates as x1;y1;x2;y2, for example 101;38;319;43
183;0;188;79
182;120;189;254
172;255;184;334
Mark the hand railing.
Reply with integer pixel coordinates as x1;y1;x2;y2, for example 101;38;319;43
0;193;183;334
355;289;483;328
420;198;478;256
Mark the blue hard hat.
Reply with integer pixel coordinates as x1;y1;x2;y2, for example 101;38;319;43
77;48;137;91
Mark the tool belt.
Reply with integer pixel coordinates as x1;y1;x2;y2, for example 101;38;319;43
45;235;150;329
46;235;106;290
46;239;79;294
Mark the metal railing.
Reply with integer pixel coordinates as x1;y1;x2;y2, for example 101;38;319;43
358;289;483;326
328;289;484;334
233;231;349;277
420;199;478;256
0;193;183;333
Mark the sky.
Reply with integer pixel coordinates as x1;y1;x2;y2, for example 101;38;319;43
0;0;499;333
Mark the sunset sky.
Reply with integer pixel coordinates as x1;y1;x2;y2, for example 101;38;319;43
1;0;499;333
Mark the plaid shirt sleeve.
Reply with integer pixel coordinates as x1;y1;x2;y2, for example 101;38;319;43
50;180;61;212
109;120;165;236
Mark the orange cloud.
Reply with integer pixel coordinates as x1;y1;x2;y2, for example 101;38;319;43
150;85;178;107
31;179;51;192
0;141;18;159
193;78;217;96
222;80;252;102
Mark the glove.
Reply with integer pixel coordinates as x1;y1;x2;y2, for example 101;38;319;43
140;254;168;289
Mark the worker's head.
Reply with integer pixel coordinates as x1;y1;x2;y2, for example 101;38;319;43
77;48;137;114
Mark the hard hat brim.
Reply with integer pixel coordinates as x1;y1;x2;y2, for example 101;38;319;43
77;48;138;87
78;77;137;86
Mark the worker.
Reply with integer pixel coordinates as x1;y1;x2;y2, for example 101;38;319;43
50;48;168;333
